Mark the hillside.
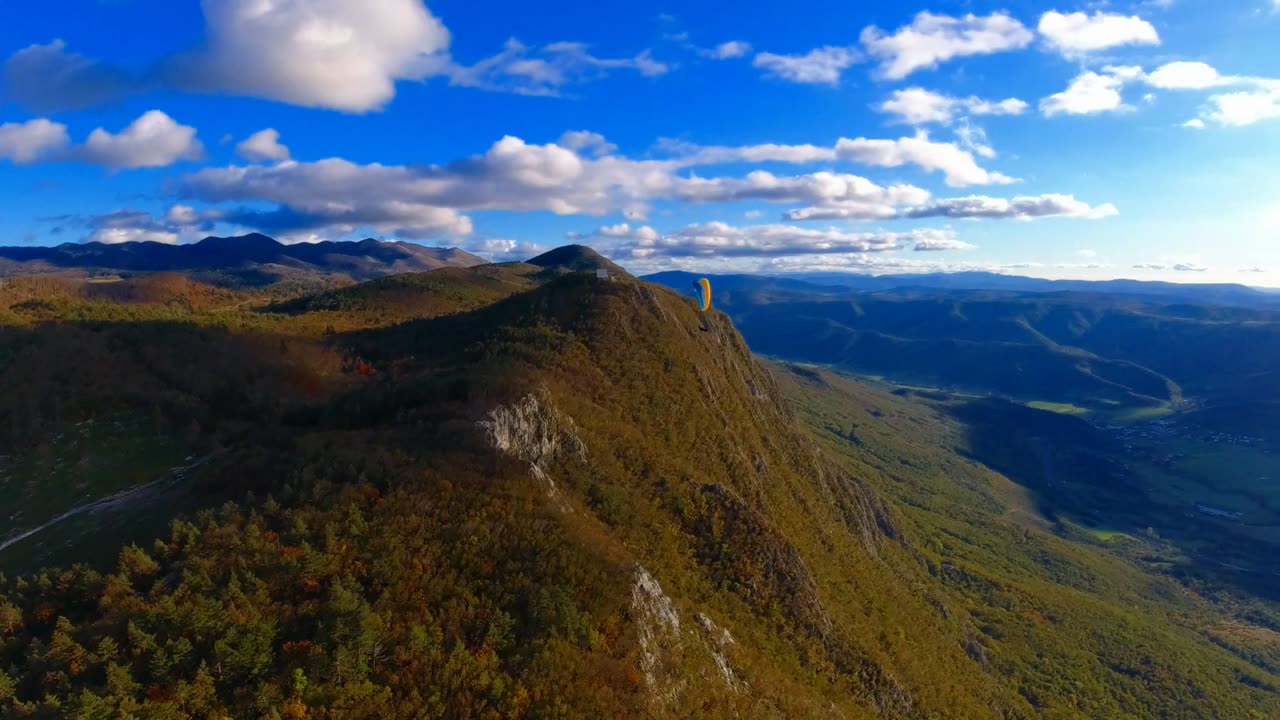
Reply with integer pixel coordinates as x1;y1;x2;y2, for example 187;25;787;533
0;250;1275;717
0;234;484;286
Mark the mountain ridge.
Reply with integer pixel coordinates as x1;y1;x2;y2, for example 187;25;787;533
645;270;1280;309
0;233;485;283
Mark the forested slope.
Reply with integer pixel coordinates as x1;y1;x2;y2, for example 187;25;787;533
0;256;1275;718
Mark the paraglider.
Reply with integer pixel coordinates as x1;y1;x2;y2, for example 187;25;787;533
692;277;712;331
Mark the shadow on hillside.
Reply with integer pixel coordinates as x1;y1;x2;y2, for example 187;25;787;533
946;398;1280;601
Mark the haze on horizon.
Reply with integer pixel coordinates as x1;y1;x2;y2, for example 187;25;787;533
2;0;1279;285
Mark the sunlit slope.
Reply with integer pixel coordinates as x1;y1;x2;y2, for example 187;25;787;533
779;365;1280;719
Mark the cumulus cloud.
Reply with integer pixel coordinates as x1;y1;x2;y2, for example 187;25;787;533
1037;11;1159;54
1146;61;1225;89
752;46;861;84
169;0;451;112
904;194;1118;220
878;87;1028;125
557;130;617;157
860;12;1033;80
5;1;670;112
445;38;669;96
80;206;222;244
174;131;1026;241
78;110;203;168
1203;89;1280;127
678;171;930;219
6;0;451;113
86;210;179;244
587;222;660;241
1128;60;1280;127
236;128;290;162
707;41;751;59
179;134;680;239
625;221;965;258
0;118;70;164
835;131;1016;186
459;237;547;261
1040;66;1143;116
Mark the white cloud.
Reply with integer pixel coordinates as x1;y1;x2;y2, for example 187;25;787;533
1135;255;1208;272
80;206;223;244
0;118;70;164
1240;266;1266;273
1146;61;1224;89
879;87;1027;125
655;137;836;165
169;0;451;112
459;237;546;261
912;236;975;251
558;130;618;157
953;118;996;158
678;170;930;219
835;131;1016;186
1078;248;1098;258
1037;11;1159;54
176;131;1022;240
860;12;1033;80
708;41;751;59
588;222;660;242
1040;66;1143;116
445;38;669;96
88;227;180;245
5;4;672;111
165;205;201;225
744;209;763;219
904;194;1118;220
1129;60;1280;127
752;46;861;85
179;134;681;238
236;128;290;162
625;221;965;258
1203;89;1280;127
79;110;203;168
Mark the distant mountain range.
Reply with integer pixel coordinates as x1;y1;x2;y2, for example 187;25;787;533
0;233;484;283
646;268;1280;425
645;270;1280;309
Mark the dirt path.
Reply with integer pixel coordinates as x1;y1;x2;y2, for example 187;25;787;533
0;456;209;554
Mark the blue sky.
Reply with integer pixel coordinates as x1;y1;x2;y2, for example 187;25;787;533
1;0;1279;283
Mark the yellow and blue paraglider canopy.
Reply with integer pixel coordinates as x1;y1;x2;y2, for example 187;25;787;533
693;277;712;312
